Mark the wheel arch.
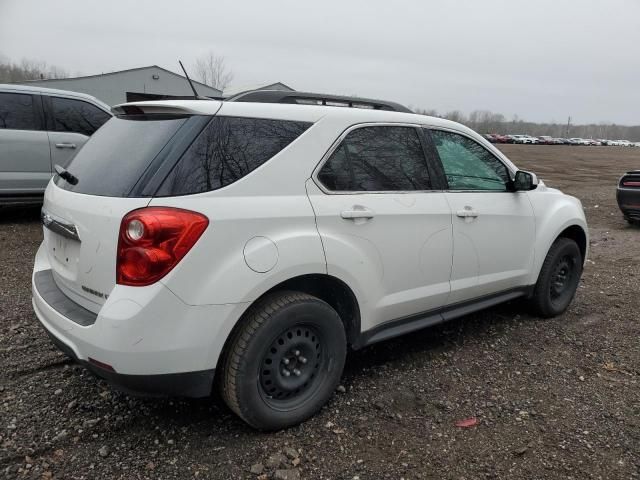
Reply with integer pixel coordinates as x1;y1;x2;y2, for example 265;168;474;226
259;274;362;348
215;273;362;376
556;224;587;263
531;221;588;287
527;189;589;285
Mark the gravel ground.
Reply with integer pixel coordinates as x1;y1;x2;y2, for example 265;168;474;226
0;145;639;479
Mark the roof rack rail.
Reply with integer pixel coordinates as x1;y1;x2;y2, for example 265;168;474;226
225;90;413;113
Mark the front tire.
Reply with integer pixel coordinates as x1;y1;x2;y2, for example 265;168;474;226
220;291;347;430
530;238;583;318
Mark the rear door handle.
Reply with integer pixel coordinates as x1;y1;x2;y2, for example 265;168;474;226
55;143;77;149
456;207;479;218
341;207;375;220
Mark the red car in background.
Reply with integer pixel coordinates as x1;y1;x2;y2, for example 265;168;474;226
485;133;511;143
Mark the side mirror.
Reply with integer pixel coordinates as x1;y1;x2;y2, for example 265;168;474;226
513;170;539;191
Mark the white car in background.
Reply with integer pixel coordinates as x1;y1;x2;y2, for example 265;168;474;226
32;91;588;430
569;138;589;145
510;134;537;144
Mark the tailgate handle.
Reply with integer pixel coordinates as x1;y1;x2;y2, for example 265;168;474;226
55;143;77;149
41;210;80;241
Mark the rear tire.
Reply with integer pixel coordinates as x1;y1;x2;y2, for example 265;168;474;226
530;238;582;318
220;291;346;430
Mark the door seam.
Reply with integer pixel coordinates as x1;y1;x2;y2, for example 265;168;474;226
304;179;328;274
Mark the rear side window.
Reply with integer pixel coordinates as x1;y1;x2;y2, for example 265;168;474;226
51;97;111;136
157;116;311;195
56;115;188;196
0;92;39;130
317;126;431;191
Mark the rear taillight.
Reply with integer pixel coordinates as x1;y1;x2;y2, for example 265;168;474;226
117;207;209;286
622;180;640;187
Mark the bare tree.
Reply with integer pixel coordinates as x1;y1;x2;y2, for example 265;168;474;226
0;57;69;82
192;52;234;91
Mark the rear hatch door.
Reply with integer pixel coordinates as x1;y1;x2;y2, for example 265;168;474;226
42;190;149;313
41;105;218;312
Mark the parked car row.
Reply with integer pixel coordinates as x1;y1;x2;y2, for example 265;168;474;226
484;133;640;147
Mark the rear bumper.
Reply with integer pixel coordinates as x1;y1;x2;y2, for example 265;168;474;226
32;243;249;397
42;326;215;397
617;188;640;220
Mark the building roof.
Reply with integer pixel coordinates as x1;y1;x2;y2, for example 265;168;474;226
18;65;222;95
222;82;294;98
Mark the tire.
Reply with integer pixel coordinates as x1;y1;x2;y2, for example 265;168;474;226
625;217;640;227
219;291;347;430
530;238;583;318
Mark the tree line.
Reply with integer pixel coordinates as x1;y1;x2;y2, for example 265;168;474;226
0;57;69;83
414;108;640;142
0;52;234;91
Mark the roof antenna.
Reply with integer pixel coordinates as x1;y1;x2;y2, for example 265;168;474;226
179;60;207;100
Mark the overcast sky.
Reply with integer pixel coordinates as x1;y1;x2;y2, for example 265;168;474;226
1;0;638;124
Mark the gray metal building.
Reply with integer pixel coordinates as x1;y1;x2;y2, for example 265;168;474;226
21;65;222;106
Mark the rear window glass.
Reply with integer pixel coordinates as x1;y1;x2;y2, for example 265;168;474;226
0;92;39;130
156;116;311;196
56;115;188;196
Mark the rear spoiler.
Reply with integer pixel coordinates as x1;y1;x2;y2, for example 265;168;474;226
111;100;222;117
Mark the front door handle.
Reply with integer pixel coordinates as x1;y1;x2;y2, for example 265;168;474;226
456;206;479;218
341;206;375;220
55;143;77;149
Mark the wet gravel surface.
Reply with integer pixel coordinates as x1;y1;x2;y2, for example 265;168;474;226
0;145;639;479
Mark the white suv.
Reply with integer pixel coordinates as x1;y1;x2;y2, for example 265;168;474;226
32;91;588;430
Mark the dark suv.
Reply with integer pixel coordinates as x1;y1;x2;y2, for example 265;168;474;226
617;170;640;225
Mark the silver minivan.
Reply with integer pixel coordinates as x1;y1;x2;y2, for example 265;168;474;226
0;84;111;204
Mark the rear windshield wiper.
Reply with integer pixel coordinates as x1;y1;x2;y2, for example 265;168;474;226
54;164;79;185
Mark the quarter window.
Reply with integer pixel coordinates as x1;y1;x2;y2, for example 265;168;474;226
157;116;311;195
51;97;111;136
317;126;431;191
0;93;39;130
430;130;510;191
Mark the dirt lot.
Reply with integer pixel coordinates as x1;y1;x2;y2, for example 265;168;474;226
1;145;639;479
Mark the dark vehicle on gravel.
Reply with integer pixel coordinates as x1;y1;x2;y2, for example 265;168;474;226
617;171;640;225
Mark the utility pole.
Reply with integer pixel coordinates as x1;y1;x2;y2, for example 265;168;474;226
566;116;571;137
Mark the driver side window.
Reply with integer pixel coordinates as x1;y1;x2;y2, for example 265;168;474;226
430;130;510;191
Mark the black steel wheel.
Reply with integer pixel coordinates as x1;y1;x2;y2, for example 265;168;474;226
530;238;583;318
548;254;577;307
259;325;325;409
220;291;346;430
